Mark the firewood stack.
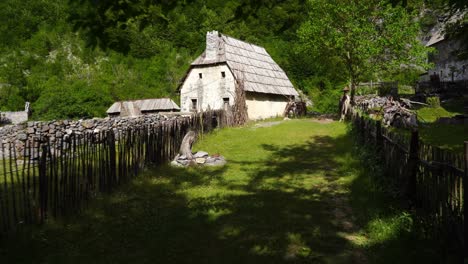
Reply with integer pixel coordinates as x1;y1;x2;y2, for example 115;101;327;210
354;95;417;129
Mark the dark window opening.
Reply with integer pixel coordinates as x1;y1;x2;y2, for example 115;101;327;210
221;71;226;78
223;97;229;110
199;73;203;79
191;99;197;111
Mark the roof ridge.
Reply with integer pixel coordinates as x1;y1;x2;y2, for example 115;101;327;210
219;33;266;51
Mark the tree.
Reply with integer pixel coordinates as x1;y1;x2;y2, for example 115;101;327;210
298;0;432;101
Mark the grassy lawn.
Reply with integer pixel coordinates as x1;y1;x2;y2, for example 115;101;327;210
415;98;467;153
0;119;440;263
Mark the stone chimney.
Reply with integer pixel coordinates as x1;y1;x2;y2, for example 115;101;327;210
205;30;220;61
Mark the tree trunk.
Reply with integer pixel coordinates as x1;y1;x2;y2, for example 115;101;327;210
179;131;197;159
350;82;356;103
232;77;248;125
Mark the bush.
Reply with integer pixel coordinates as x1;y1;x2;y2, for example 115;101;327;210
426;97;440;108
301;77;345;114
356;85;378;95
307;87;343;114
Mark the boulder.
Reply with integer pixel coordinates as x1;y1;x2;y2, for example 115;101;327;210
17;133;28;141
193;151;209;158
171;160;184;167
195;157;206;164
81;120;94;129
205;156;226;167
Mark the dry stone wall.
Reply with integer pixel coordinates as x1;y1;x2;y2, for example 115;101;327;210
0;114;188;158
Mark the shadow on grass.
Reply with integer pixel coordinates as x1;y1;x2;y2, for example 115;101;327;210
0;132;445;263
347;141;455;264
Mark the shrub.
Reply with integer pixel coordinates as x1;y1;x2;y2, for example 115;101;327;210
356;85;378;96
426;97;440;108
308;87;342;114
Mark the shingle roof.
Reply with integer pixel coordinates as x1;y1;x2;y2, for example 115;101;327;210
425;25;445;47
424;11;466;47
107;98;180;114
191;31;298;97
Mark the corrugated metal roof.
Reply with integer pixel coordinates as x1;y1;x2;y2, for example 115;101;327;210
106;98;180;114
191;31;298;97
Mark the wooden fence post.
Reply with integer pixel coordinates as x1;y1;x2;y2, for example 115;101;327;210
464;141;468;260
108;130;116;186
359;116;365;143
38;144;48;224
375;120;383;151
407;130;419;204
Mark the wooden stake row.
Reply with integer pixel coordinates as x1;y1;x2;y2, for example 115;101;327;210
0;110;234;235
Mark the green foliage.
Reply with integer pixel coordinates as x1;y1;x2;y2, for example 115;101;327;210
0;85;24;111
0;0;439;120
298;0;432;97
398;85;415;97
308;87;343;114
0;0;310;120
356;85;378;96
426;96;440;108
366;213;414;244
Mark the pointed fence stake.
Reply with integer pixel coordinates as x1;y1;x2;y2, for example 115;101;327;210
464;141;467;261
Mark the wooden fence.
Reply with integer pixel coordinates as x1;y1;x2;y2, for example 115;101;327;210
349;109;467;260
0;110;233;234
416;80;468;96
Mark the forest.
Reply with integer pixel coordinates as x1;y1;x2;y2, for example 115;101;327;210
0;0;462;120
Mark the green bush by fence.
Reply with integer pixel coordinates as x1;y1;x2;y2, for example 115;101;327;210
426;97;441;108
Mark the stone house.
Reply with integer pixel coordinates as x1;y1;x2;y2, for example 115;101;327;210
178;31;299;120
421;30;468;83
106;98;180;117
419;14;468;92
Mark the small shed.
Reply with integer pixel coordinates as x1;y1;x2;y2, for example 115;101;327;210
106;98;180;117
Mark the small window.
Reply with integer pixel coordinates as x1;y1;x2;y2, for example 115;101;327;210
221;71;226;78
199;73;203;79
191;99;197;111
223;98;229;110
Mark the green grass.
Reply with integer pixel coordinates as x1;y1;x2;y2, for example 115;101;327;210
398;85;415;98
419;123;467;153
414;98;467;153
416;106;460;123
415;98;464;123
0;119;441;263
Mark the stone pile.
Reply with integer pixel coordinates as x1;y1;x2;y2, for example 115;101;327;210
171;151;226;167
0;114;186;158
354;95;417;129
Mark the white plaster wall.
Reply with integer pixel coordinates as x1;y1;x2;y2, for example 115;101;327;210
180;64;236;112
428;40;468;81
245;92;289;120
